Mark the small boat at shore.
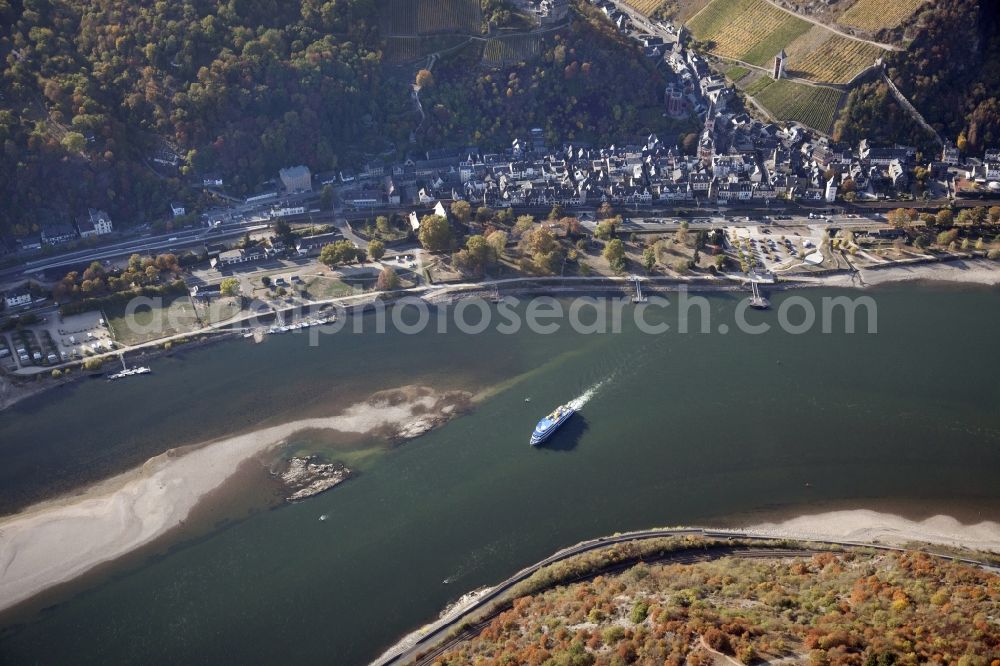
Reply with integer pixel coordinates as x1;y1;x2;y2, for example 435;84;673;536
267;317;334;333
749;281;770;310
107;355;151;381
530;402;575;446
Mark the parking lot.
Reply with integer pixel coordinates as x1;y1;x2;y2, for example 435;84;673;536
726;226;827;273
0;311;115;372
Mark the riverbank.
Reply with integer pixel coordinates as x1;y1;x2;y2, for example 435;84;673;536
796;256;1000;288
0;328;241;413
745;509;1000;553
0;385;470;615
371;520;1000;666
3;257;999;416
0;373;58;412
404;538;999;666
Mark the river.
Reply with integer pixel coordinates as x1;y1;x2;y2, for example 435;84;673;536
1;286;999;664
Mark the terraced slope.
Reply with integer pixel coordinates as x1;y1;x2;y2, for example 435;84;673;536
688;0;811;65
384;35;473;64
749;78;844;132
838;0;927;32
483;34;544;66
687;0;886;84
785;32;882;84
621;0;668;16
382;0;483;36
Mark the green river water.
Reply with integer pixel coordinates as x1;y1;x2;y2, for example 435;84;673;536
0;287;999;664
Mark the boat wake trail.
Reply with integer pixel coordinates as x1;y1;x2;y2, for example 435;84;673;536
569;380;606;411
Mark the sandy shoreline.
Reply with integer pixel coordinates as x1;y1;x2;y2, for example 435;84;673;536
744;509;1000;553
0;386;467;614
792;256;1000;288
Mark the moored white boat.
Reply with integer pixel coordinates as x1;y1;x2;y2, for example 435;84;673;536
107;355;151;380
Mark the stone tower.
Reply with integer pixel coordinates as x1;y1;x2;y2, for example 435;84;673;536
665;84;685;118
773;49;787;80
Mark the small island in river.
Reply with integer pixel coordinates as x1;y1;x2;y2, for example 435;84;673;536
275;455;351;502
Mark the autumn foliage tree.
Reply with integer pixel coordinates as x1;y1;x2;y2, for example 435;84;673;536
886;208;917;229
376;267;399;291
367;239;386;261
418;215;452;252
486;230;508;259
319;240;360;266
519;227;563;275
219;277;240;297
53;253;179;302
453;234;493;275
450;200;472;224
432;550;1000;666
604;238;626;273
415;69;434;88
0;0;407;241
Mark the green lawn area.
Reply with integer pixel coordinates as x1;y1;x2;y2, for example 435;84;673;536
300;276;357;300
105;293;202;345
725;66;751;82
351;218;410;243
194;296;243;325
750;79;843;132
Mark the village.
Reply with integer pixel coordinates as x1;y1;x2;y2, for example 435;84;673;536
2;0;999;265
326;0;999;212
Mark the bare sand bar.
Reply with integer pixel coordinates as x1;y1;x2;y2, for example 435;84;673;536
746;509;1000;553
0;386;464;614
796;257;1000;288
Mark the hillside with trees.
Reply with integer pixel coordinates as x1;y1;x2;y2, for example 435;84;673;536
835;0;1000;153
419;2;687;149
0;0;410;237
433;549;1000;665
0;0;677;244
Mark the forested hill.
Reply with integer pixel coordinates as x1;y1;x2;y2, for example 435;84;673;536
835;0;1000;153
0;0;677;242
894;0;1000;152
433;549;1000;665
0;0;408;238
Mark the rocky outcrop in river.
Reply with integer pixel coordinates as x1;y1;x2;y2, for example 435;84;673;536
276;456;351;502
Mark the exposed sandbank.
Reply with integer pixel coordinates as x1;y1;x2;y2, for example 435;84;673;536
745;509;1000;553
791;257;1000;288
0;386;469;614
